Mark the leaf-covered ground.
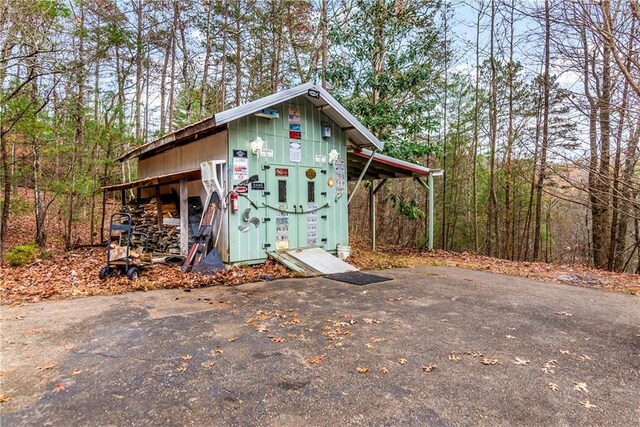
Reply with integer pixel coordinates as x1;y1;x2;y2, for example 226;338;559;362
348;239;640;296
2;192;638;306
2;239;637;306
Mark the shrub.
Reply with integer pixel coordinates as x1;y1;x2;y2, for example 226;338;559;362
5;243;38;267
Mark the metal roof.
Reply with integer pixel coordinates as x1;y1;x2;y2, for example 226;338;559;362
102;168;201;191
347;149;432;180
118;82;383;162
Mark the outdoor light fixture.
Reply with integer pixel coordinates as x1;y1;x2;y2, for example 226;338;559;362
328;149;340;164
250;136;265;155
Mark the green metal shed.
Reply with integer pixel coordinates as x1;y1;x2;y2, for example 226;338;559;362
109;82;439;270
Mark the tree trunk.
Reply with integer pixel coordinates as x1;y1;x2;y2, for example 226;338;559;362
504;0;515;259
533;0;551;261
200;0;212;119
168;1;178;131
472;1;483;253
486;0;498;257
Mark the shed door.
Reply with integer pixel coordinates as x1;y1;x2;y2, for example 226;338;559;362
298;166;326;249
265;165;298;251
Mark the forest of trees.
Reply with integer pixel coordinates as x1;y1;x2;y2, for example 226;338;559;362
1;0;639;273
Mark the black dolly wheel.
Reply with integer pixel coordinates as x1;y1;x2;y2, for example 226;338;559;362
99;266;111;280
126;267;139;280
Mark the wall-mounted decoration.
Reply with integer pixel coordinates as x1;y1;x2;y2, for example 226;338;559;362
328;149;340;164
289;123;301;131
260;148;273;158
305;168;316;180
275;168;289;177
288;107;301;124
289;141;301;162
254;108;279;119
276;217;289;250
289;130;302;140
321;122;331;139
306;202;318;245
250;136;265;154
233;185;248;194
232;150;248;181
315;154;327;163
327;177;335;188
251;182;265;191
307;88;320;99
334;159;345;195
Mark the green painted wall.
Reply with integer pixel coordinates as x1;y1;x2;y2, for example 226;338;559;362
226;95;348;264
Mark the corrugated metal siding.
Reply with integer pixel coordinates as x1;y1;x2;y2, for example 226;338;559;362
138;131;227;179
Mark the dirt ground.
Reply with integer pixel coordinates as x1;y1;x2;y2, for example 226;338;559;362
1;266;639;425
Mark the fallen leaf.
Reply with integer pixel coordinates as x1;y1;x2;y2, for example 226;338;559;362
181;355;192;360
579;354;592;361
271;337;284;343
348;319;357;325
228;337;238;342
365;343;374;349
579;400;597;409
214;349;224;354
506;335;516;339
560;350;570;355
574;382;589;393
36;363;56;372
380;367;388;374
356;367;369;373
422;364;437;372
362;318;379;324
177;362;188;372
308;355;325;364
0;395;10;403
54;383;65;393
480;358;501;365
555;311;573;317
448;352;460;361
398;358;408;365
70;369;82;375
201;361;215;368
548;383;559;391
466;351;483;358
513;357;530;366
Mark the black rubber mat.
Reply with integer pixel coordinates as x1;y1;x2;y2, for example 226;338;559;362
324;271;393;285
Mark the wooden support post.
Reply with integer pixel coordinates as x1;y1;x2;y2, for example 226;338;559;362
179;179;189;256
155;186;163;228
121;189;126;207
369;178;387;251
369;180;376;251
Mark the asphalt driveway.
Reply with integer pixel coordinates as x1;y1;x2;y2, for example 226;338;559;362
1;266;639;426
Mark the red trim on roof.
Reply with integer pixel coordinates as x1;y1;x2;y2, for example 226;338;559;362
351;150;430;175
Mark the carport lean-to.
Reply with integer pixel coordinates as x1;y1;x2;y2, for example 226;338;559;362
103;82;442;269
347;148;442;251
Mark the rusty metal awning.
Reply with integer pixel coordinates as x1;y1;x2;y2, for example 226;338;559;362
102;168;201;192
347;149;431;180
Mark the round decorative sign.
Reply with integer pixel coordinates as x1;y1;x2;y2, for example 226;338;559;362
306;168;316;180
327;177;335;187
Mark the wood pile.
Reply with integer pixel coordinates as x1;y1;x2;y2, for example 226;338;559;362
121;198;184;254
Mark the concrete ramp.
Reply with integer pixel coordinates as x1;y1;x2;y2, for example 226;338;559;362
269;248;358;275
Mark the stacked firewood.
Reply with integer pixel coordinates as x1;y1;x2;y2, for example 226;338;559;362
121;199;183;254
